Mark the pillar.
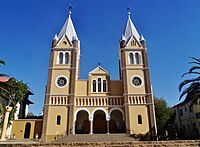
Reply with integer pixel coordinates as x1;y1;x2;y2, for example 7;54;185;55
1;106;12;140
106;117;110;134
73;116;77;134
89;117;93;134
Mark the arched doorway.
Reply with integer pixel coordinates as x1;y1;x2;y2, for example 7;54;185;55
93;110;107;133
24;122;31;138
75;110;90;134
109;110;125;133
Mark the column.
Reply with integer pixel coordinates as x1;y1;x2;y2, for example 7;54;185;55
89;117;93;134
106;117;110;134
1;106;12;140
73;119;76;134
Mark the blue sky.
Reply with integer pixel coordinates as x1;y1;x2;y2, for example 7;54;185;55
1;0;200;115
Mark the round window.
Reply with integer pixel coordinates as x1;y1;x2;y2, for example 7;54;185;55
56;76;67;88
131;76;142;87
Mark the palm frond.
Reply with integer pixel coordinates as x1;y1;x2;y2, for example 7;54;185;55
189;57;200;63
179;79;196;91
0;60;5;65
179;89;189;100
182;71;200;77
179;82;200;100
189;66;200;73
0;74;8;77
189;61;200;65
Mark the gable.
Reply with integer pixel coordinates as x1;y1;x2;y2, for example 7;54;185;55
126;36;141;48
56;35;72;48
89;66;109;75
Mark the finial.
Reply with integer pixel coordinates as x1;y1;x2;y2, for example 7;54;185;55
54;34;58;40
127;7;131;17
140;34;146;41
68;4;73;15
98;62;101;66
121;35;126;41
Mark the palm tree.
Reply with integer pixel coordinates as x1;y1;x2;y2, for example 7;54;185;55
179;57;200;103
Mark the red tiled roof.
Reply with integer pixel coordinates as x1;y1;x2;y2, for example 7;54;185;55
0;77;9;82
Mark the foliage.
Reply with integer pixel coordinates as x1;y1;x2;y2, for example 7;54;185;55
8;78;30;125
154;96;174;139
0;60;10;96
179;57;200;103
0;78;30;127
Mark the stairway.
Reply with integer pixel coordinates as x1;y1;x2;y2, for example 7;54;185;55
53;134;138;143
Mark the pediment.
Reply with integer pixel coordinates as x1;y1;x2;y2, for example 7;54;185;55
126;36;141;48
56;35;72;48
89;66;109;75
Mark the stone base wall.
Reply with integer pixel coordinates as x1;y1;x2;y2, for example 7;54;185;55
10;140;200;147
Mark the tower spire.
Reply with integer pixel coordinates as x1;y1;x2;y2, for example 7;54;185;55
57;4;78;44
123;7;140;44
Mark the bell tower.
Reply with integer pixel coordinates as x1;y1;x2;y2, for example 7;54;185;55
119;11;156;138
42;8;80;142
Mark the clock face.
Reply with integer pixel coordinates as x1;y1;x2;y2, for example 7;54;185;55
131;76;142;87
56;77;67;87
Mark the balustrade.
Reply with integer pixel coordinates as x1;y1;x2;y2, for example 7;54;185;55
128;96;147;104
75;97;124;106
49;96;68;105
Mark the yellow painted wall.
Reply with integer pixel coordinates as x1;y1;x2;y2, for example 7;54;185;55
11;119;43;139
126;70;146;94
129;106;149;135
45;106;68;141
50;70;70;94
110;80;123;96
75;80;88;96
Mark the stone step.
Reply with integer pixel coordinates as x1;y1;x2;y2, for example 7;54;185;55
53;134;138;143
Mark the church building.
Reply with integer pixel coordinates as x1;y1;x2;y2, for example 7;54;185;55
40;8;156;142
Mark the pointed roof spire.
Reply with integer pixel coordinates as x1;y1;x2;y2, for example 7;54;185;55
123;8;140;44
121;35;126;41
54;34;58;40
140;34;145;41
57;4;78;43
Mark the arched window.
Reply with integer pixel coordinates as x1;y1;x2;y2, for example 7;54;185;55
98;78;101;92
103;80;106;92
135;53;140;64
138;115;142;124
65;52;69;64
93;80;96;92
57;115;61;125
59;52;63;64
129;53;134;64
131;40;135;46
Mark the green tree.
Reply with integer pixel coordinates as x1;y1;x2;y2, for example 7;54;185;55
154;97;174;139
179;57;200;103
0;60;11;98
0;78;30;127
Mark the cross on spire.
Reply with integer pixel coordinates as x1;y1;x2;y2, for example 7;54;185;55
127;7;131;16
68;4;72;15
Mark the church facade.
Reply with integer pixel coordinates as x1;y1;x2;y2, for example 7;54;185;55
41;10;156;142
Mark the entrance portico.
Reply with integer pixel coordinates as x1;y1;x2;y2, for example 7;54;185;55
74;107;124;134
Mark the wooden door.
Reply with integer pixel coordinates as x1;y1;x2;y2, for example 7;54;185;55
83;119;90;134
